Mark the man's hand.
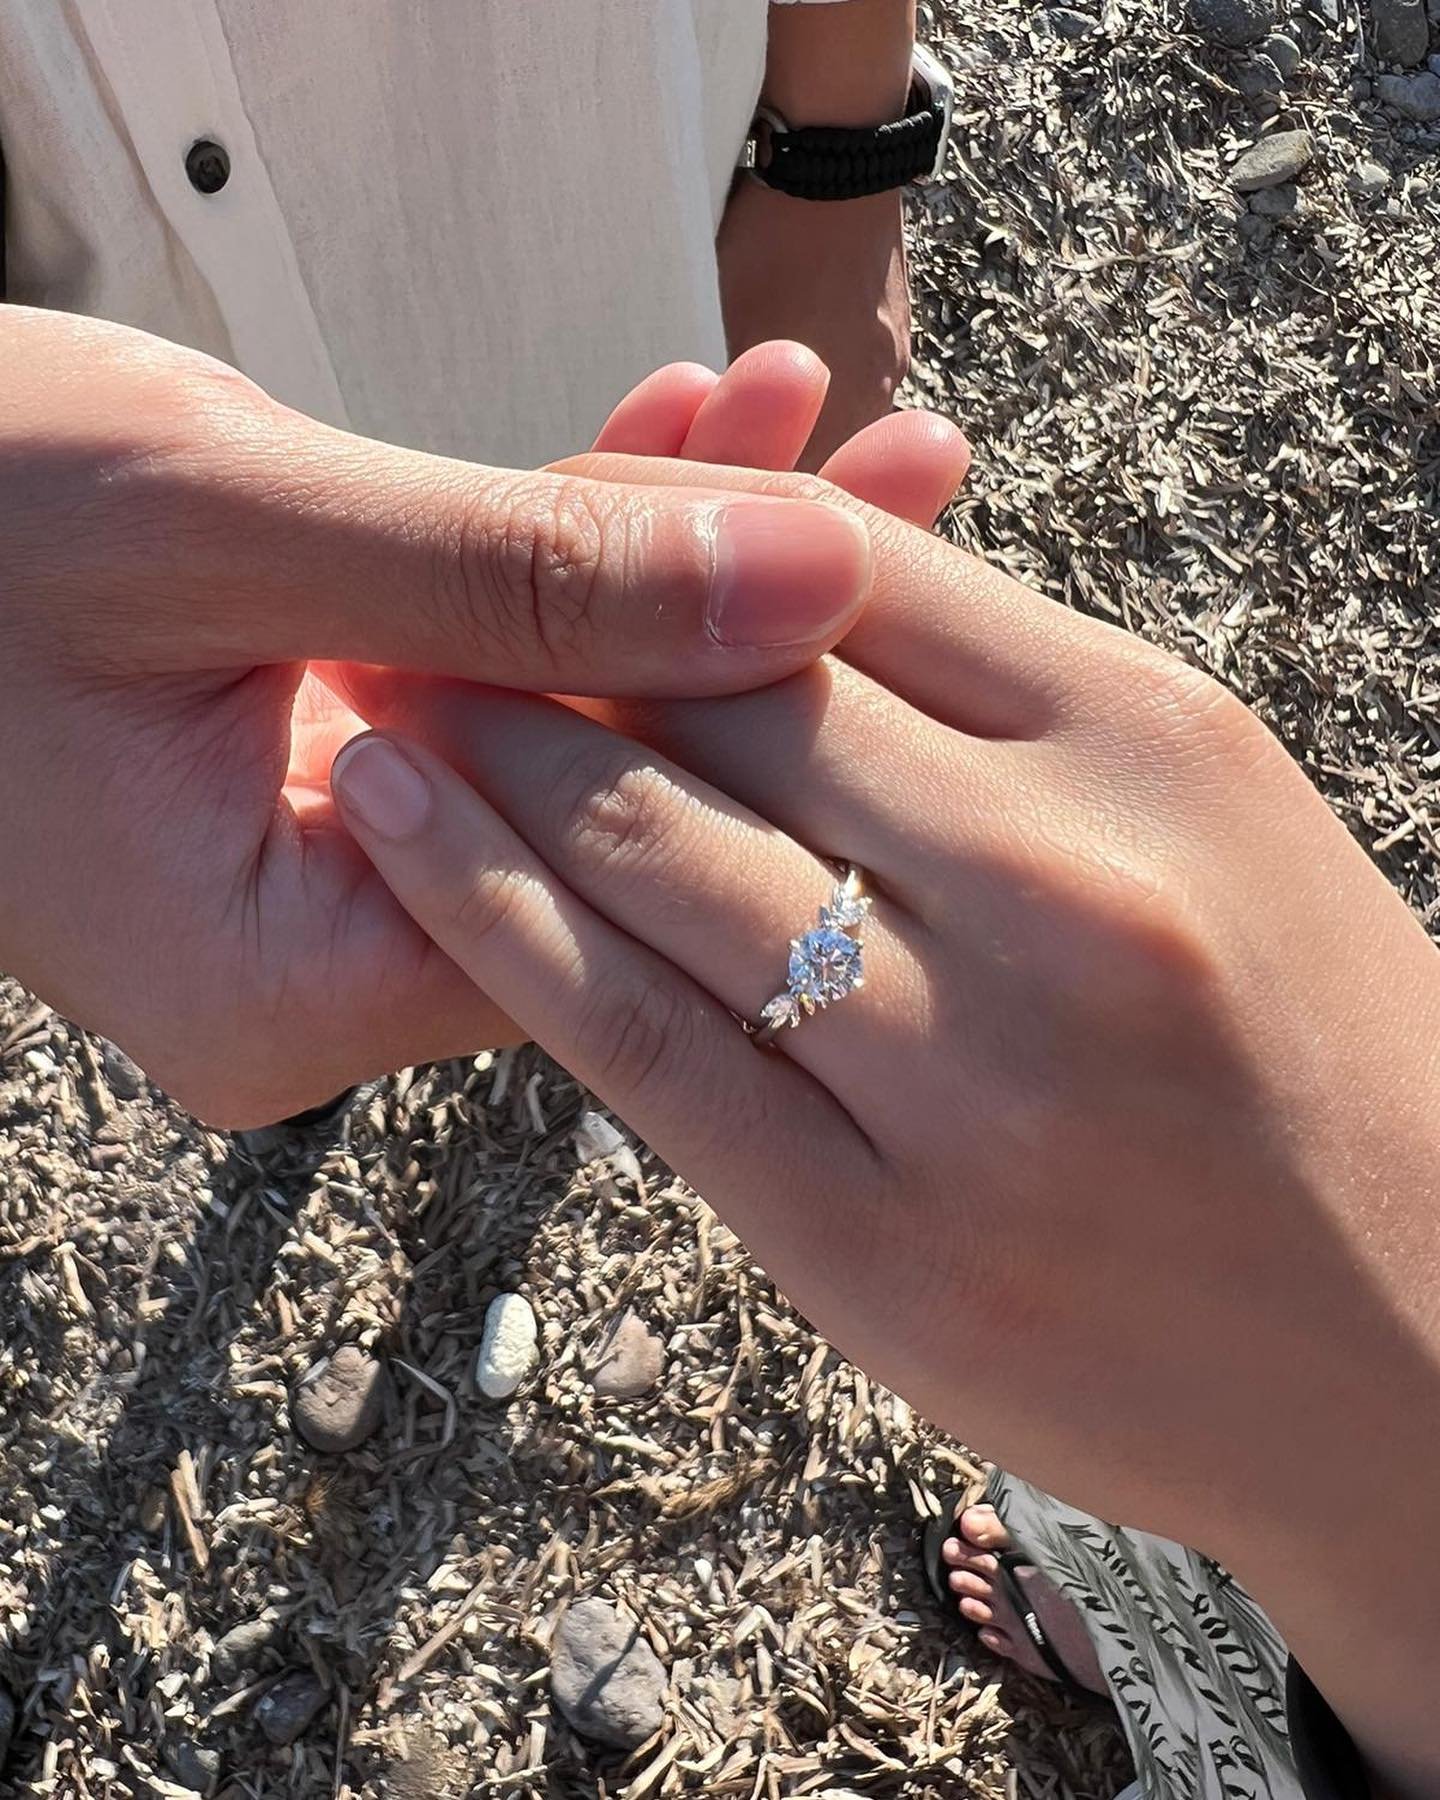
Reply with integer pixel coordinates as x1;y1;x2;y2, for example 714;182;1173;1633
0;309;875;1125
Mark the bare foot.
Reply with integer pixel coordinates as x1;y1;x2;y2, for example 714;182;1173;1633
941;1502;1109;1696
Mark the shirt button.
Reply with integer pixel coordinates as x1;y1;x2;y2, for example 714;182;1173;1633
185;138;231;195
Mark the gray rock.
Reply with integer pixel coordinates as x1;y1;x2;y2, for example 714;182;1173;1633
293;1346;386;1453
1044;5;1100;33
1236;210;1273;239
1229;129;1314;189
551;1599;666;1750
0;1685;14;1766
1236;53;1284;94
164;1739;221;1794
1261;31;1304;76
1371;0;1430;64
211;1612;283;1683
1250;180;1302;214
1348;157;1391;191
1190;0;1276;45
1376;69;1440;114
100;1041;144;1099
254;1671;328;1747
589;1312;665;1399
1431;50;1440;72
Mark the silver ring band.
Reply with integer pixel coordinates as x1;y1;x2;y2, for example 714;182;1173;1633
749;866;871;1049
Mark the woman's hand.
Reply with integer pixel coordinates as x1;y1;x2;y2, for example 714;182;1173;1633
332;445;1440;1794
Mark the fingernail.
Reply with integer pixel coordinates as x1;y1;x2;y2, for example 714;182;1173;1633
707;498;872;648
332;735;432;840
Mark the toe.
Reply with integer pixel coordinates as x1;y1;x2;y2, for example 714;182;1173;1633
960;1504;1013;1553
958;1596;994;1626
948;1570;993;1600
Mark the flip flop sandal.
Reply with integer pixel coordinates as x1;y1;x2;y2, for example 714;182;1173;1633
922;1486;1098;1702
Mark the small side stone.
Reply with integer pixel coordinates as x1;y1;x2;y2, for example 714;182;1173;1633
551;1599;666;1750
254;1670;328;1747
293;1346;386;1453
1376;70;1440;116
1229;129;1314;190
1190;0;1276;45
589;1313;666;1399
1371;0;1429;65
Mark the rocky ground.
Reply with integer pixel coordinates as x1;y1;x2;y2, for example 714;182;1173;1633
1;0;1436;1795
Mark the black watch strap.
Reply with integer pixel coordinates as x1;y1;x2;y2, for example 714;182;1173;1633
747;84;944;202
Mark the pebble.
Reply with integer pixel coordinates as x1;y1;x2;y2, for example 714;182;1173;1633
1229;128;1314;189
164;1739;221;1794
293;1345;386;1453
588;1312;665;1399
211;1612;283;1682
1190;0;1277;45
550;1599;666;1750
1376;69;1440;115
1250;180;1302;214
1371;0;1429;64
475;1293;538;1399
254;1670;328;1746
100;1041;144;1100
1236;53;1284;94
1261;31;1303;76
1044;5;1100;33
1348;157;1390;191
0;1685;14;1766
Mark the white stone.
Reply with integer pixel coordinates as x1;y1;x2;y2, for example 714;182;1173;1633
475;1293;538;1398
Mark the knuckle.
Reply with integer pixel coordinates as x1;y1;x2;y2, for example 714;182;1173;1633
1046;846;1221;1023
449;864;541;948
551;751;690;888
579;974;695;1094
452;474;609;668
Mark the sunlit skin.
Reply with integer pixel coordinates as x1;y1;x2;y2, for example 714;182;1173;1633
334;368;1440;1800
0;314;946;1127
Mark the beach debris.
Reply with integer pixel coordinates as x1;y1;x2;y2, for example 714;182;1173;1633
551;1599;666;1750
475;1293;538;1399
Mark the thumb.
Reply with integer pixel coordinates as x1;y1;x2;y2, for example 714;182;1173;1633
148;411;875;698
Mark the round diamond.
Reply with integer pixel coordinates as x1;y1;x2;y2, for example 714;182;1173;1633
788;927;864;1007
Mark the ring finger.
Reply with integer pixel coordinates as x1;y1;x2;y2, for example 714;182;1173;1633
333;676;933;1090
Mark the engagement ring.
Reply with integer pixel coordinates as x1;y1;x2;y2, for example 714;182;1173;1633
749;867;870;1049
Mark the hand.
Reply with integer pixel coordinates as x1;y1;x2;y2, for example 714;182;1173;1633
332;454;1440;1792
719;185;910;468
0;309;884;1124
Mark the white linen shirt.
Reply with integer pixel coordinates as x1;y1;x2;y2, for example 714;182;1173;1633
0;0;844;467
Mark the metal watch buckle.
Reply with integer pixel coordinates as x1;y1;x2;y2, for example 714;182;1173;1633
739;106;788;176
911;43;955;183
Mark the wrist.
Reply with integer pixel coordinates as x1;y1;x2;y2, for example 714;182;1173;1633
762;0;916;128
